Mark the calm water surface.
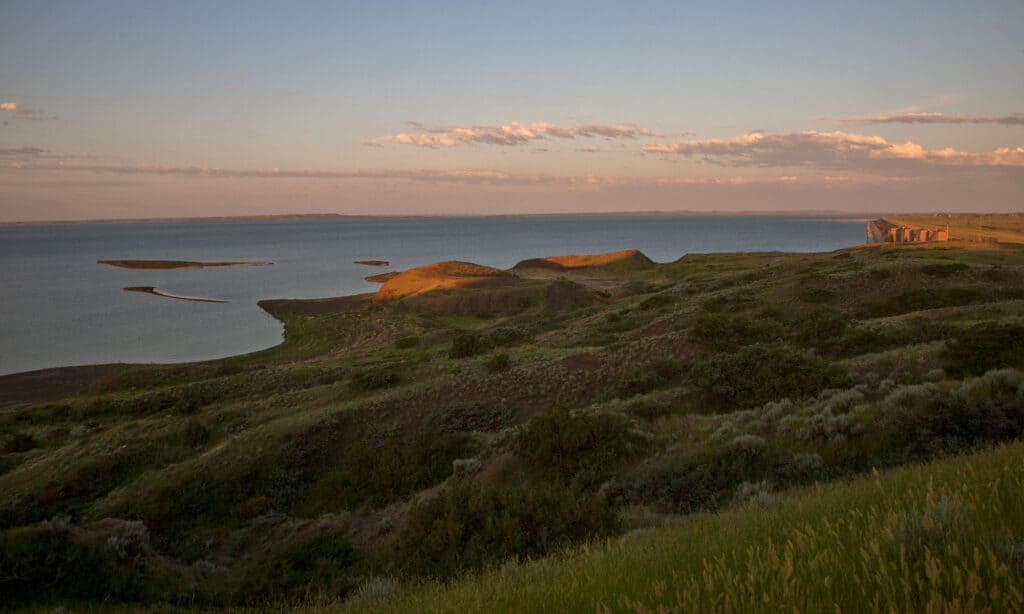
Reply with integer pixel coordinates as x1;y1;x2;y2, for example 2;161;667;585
0;215;865;375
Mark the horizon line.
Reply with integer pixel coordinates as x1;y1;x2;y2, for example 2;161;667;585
1;209;1006;227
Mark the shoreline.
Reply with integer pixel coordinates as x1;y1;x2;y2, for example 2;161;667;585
4;214;1009;383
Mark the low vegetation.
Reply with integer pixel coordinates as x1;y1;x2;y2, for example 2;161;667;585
4;234;1024;609
338;441;1024;613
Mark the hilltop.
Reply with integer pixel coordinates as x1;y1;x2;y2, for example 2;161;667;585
511;248;655;272
373;261;515;300
3;240;1024;609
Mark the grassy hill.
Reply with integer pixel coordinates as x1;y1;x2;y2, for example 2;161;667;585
3;236;1024;609
331;440;1024;612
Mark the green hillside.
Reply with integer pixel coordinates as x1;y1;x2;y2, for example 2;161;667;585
3;233;1024;610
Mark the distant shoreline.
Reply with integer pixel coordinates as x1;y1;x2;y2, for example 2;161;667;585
0;210;946;227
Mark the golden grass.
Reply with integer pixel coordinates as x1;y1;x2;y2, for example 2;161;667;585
374;261;511;300
326;441;1024;613
544;249;645;268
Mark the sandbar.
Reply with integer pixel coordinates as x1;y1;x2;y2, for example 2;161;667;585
124;286;230;303
99;260;272;269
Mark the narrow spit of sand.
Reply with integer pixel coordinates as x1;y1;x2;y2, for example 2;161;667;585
123;286;230;303
99;260;272;269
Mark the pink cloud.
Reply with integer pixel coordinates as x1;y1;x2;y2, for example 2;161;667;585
1;101;48;120
841;112;1024;126
365;120;669;147
642;131;1024;170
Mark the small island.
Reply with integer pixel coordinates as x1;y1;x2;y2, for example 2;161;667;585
99;260;272;269
354;260;390;267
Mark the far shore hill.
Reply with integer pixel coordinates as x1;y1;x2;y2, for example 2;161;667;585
2;209;991;226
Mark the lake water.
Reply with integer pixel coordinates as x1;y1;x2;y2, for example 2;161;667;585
0;215;866;375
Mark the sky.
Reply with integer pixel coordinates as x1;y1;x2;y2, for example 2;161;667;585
1;0;1022;221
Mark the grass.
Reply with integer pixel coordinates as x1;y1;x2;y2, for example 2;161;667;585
331;441;1024;613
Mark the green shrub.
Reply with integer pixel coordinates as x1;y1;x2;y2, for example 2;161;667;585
2;431;38;454
941;323;1024;376
172;384;222;414
349;366;400;391
798;287;837;304
437;399;514;433
793;311;847;346
1;442;185;530
638;293;677;311
231;530;368;604
395;336;420;349
449;334;490;359
620;281;661;295
484;353;511;373
920;262;969;277
602;441;824;514
0;520;176;605
878;370;1024;458
792;313;889;358
688;344;847;411
612;359;684;398
701;289;760;313
625;398;677;420
691;313;783;351
860;286;988;317
486;325;534;347
395;479;619;578
182;418;211;448
327;430;479;508
516;409;646;489
601;311;644;333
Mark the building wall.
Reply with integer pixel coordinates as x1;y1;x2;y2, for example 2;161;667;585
865;219;951;244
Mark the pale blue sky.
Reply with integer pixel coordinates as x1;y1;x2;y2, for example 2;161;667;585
1;1;1022;220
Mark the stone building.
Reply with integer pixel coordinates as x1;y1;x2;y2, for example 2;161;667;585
866;219;950;244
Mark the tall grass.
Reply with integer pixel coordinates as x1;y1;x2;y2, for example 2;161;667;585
329;441;1024;613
